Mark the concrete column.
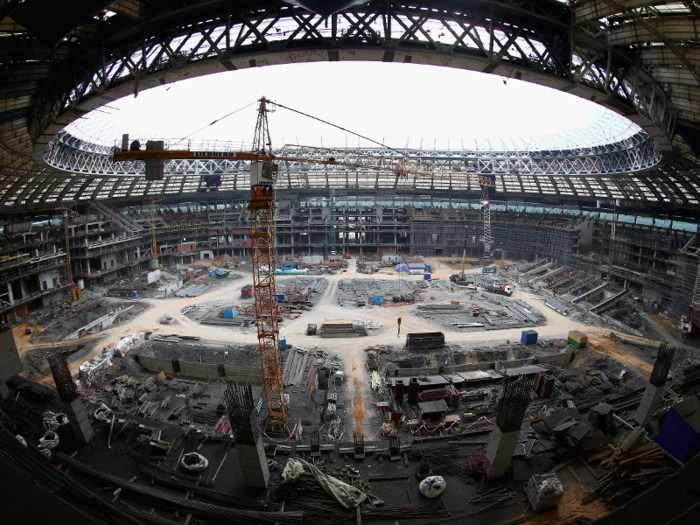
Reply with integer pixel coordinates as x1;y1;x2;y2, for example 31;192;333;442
235;435;270;488
61;397;95;443
633;383;664;428
485;425;521;478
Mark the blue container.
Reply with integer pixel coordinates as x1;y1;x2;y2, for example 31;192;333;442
277;294;285;303
521;330;538;345
424;273;431;280
279;338;287;350
215;269;220;274
133;291;138;298
374;296;384;304
209;271;214;276
223;309;235;319
656;398;700;462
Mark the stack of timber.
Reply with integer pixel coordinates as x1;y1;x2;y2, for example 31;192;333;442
671;359;700;391
589;426;673;504
320;320;367;338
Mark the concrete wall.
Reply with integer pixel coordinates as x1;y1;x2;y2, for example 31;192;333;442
136;354;263;383
600;313;645;337
64;305;133;340
0;327;22;383
391;350;574;377
100;253;118;270
38;269;60;290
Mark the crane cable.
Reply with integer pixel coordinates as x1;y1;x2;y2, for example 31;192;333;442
174;100;258;144
273;101;406;157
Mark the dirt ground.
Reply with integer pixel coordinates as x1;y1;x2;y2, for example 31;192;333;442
18;255;690;389
521;482;611;525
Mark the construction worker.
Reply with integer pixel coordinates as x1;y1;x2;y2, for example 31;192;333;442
397;317;402;337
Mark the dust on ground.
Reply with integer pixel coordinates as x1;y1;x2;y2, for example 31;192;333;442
520;483;611;525
350;356;365;426
585;332;653;376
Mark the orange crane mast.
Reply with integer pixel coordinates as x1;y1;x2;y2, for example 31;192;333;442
248;98;289;430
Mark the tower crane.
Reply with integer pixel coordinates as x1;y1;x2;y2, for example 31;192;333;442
112;98;499;429
248;98;289;430
62;210;80;302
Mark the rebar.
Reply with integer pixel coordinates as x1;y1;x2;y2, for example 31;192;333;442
649;341;676;387
47;351;80;402
495;375;533;433
224;382;261;445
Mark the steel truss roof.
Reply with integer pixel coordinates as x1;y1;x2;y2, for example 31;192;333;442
1;0;700;212
44;126;661;177
2;154;700;209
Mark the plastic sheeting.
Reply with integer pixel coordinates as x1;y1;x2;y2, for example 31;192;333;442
419;476;447;498
181;452;209;471
281;458;305;484
303;459;383;510
39;431;59;451
94;404;112;422
42;411;68;431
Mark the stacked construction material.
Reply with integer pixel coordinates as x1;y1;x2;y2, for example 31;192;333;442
533;372;555;398
670;359;700;391
320;320;367;338
590;426;673;504
176;283;211;297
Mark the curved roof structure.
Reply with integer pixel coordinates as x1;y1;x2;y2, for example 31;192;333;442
1;0;699;212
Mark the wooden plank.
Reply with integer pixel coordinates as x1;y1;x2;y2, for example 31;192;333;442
553;458;576;472
567;465;585;488
368;474;409;481
211;452;228;482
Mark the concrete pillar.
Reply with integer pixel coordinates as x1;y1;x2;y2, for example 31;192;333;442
485;425;521;478
236;435;270;488
149;259;159;269
61;397;95;443
633;383;664;428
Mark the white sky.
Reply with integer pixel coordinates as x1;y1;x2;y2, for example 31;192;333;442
77;61;630;149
